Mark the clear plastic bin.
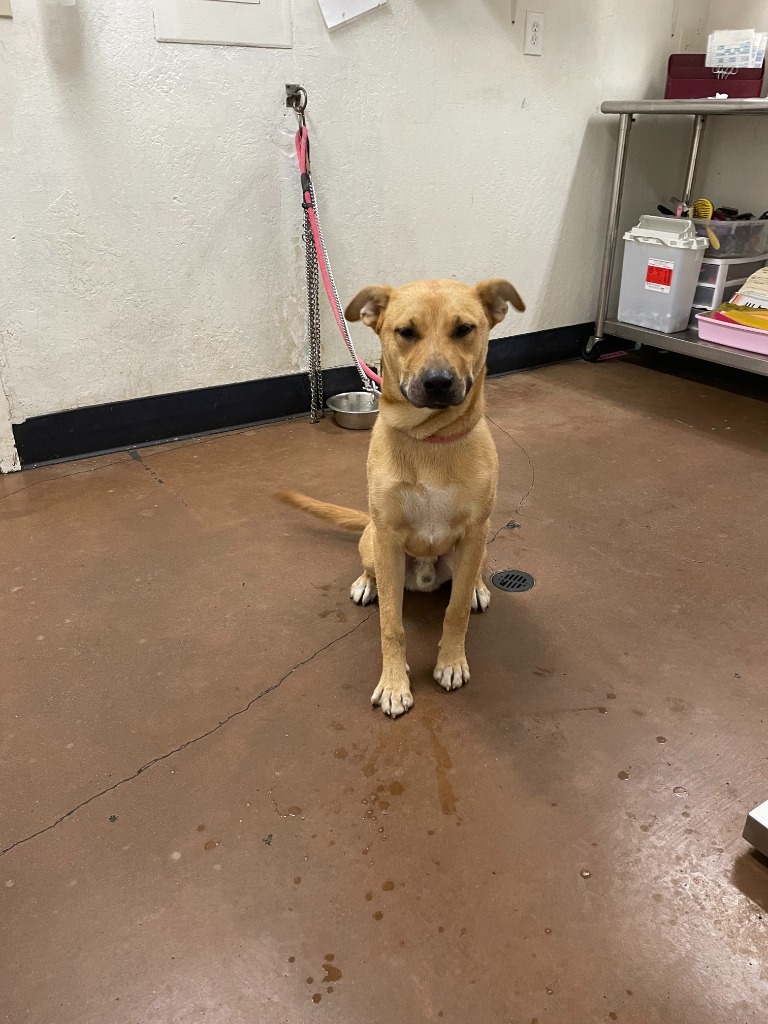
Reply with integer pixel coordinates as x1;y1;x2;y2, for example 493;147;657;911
618;216;707;334
692;219;768;259
692;255;768;309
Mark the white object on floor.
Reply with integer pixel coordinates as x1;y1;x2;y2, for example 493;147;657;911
744;799;768;858
315;0;386;30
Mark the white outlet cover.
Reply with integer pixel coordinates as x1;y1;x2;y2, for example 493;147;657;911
153;0;291;48
316;0;387;31
524;10;544;55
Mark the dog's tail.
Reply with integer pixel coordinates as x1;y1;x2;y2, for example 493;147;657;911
276;490;370;533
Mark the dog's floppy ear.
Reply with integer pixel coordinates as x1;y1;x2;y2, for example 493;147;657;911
345;286;393;330
475;279;525;326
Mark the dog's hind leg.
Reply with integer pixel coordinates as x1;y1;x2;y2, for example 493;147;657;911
350;522;378;605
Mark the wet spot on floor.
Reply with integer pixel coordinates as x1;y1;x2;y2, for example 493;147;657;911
306;977;314;985
682;811;690;818
288;956;295;963
365;890;373;901
197;824;206;832
312;993;322;1003
666;697;691;713
334;747;349;759
382;880;395;891
324;954;334;961
204;840;218;851
322;963;341;983
597;706;608;714
427;829;435;835
606;693;616;699
438;926;444;933
389;781;405;796
618;770;630;781
287;806;302;816
656;736;667;743
533;667;553;677
294;876;301;885
327;987;334;993
609;1014;618;1021
673;786;688;798
373;911;383;920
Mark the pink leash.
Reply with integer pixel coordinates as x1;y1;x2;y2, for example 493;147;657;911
294;123;382;391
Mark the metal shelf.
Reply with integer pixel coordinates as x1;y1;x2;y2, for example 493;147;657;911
605;319;768;376
601;99;768;116
587;100;768;375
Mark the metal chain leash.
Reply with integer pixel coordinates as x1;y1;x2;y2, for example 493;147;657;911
304;207;324;422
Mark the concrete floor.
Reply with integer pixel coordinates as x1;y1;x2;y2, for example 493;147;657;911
2;359;768;1024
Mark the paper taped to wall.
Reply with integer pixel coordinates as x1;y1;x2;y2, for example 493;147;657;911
315;0;386;30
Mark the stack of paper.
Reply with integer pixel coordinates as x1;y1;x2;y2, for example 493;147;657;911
706;29;768;68
730;267;768;311
315;0;386;30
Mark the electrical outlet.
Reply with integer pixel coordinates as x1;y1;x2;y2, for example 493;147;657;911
524;10;544;55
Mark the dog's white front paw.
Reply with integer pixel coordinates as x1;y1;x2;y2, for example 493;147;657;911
433;656;470;691
350;572;378;606
371;674;414;717
471;581;491;613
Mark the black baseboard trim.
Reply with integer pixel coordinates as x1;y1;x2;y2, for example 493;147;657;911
12;323;591;467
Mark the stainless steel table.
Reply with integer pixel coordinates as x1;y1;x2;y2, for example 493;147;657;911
586;99;768;375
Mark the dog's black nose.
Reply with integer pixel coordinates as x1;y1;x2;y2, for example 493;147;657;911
421;369;454;397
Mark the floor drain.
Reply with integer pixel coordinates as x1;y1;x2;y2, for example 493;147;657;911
491;569;535;593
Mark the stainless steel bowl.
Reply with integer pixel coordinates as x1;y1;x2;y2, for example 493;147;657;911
327;391;379;430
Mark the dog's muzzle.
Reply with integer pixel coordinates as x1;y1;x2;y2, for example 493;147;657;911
402;370;471;410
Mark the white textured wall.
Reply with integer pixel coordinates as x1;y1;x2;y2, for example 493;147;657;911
1;0;708;470
698;0;768;211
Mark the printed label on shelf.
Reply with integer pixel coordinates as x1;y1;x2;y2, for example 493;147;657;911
646;259;674;292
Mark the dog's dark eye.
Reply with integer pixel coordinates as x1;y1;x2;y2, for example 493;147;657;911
454;323;475;338
395;326;417;340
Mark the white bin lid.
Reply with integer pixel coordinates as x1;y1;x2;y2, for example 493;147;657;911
624;215;707;250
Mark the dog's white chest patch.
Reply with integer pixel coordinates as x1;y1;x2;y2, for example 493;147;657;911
401;485;456;549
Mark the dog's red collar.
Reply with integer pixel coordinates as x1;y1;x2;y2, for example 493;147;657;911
419;426;474;444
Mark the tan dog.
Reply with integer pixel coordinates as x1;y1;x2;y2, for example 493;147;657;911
279;278;524;717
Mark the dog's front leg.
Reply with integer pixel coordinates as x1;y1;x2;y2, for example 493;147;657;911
434;524;488;691
370;527;412;717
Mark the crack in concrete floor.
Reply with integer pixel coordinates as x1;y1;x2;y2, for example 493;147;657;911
0;610;376;858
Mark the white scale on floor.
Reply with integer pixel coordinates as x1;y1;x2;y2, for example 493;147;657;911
744;801;768;859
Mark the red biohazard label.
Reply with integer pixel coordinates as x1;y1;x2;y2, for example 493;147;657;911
645;259;674;292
